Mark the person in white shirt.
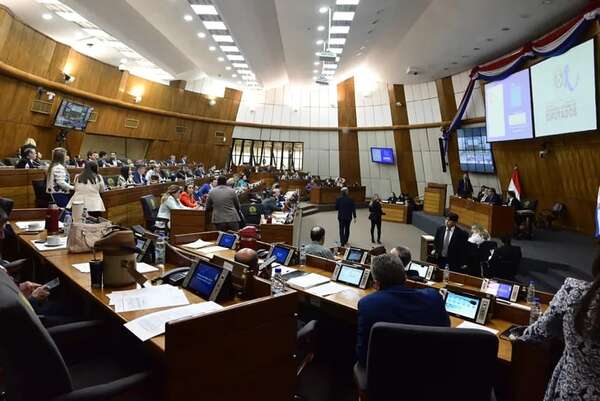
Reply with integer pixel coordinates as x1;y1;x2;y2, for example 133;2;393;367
46;147;74;207
156;185;189;228
66;161;106;217
145;165;160;183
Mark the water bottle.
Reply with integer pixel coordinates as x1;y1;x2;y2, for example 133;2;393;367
443;264;450;285
529;297;541;325
63;212;72;237
155;234;166;268
526;281;536;304
271;267;286;295
299;244;307;265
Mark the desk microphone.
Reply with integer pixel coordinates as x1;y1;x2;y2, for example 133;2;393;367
258;255;277;272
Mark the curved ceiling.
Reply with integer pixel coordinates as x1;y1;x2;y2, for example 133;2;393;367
1;0;588;88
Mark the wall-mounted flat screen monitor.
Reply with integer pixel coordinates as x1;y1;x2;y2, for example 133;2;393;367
457;127;496;174
531;38;597;137
485;69;534;142
370;147;395;164
54;100;94;131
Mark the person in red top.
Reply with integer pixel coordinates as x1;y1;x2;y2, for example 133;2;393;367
179;183;198;208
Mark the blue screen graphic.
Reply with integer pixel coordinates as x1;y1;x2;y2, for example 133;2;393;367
218;233;236;249
346;249;364;263
370;148;395;164
188;262;220;299
272;245;291;264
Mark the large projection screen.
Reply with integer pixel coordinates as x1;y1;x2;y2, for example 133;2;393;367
531;38;597;137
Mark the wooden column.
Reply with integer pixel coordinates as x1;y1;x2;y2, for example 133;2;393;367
435;77;460;193
337;77;361;185
169;80;187;89
388;83;418;197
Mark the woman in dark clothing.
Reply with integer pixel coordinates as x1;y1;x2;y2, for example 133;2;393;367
368;194;384;244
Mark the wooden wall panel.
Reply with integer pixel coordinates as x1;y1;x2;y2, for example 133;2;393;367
436;77;460;193
388;83;418;196
337;77;361;185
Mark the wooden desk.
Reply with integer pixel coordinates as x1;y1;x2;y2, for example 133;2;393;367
381;202;409;223
252;172;276;187
170;208;210;236
11;224;298;401
309;186;366;204
423;182;447;215
279;179;308;194
449;196;515;238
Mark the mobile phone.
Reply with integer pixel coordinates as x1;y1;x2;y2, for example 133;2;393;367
44;277;60;291
499;324;523;341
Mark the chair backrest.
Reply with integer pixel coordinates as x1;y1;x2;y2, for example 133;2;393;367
552;202;566;215
479;241;497;260
0;271;72;400
240;203;263;225
521;199;538;211
32;179;52;208
3;157;18;166
366;322;498;401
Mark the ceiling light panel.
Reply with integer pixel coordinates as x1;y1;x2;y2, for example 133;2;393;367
332;11;355;21
187;0;260;87
329;38;346;45
330;25;350;34
336;0;360;4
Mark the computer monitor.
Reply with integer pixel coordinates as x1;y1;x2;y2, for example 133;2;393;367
481;278;520;303
443;290;491;325
183;260;230;301
217;231;239;249
343;247;368;264
267;244;295;266
407;261;434;280
331;262;371;289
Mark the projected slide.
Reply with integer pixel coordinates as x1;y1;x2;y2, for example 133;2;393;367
532;39;597;137
485;69;534;142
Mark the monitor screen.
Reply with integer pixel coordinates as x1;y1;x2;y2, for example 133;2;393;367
187;261;221;299
532;39;597;137
370;147;395;164
346;248;365;263
54;100;94;131
445;291;480;320
485;69;534;142
408;261;429;279
217;233;236;249
457;127;496;174
271;245;292;265
337;264;364;286
484;280;513;301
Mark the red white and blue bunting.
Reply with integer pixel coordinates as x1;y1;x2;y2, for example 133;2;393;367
442;2;600;151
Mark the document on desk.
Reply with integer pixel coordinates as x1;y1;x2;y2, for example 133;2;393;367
456;321;499;335
72;262;158;274
108;285;189;313
287;273;330;290
124;302;223;341
16;221;64;230
307;281;347;297
181;239;214;250
31;238;68;251
198;245;228;255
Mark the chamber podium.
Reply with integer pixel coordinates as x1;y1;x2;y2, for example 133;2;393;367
309;186;366;204
449;196;515;237
423;182;447;216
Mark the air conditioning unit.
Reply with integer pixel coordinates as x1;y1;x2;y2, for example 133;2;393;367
30;99;53;115
318;51;337;62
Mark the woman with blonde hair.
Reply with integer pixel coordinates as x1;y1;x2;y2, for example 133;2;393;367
157;185;189;228
46;147;74;207
66;161;105;217
468;224;490;245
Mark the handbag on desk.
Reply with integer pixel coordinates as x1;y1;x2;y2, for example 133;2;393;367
67;219;115;253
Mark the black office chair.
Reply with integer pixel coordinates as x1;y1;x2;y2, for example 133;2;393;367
0;271;154;401
32;179;52;208
539;202;566;230
478;240;498;277
140;195;158;230
240;203;263;226
3;158;18;166
295;320;318;401
516;199;538;239
354;322;498;401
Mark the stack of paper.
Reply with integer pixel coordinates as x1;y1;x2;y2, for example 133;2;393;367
287;273;330;290
31;238;67;251
16;221;64;230
181;239;214;250
72;262;158;274
456;321;499;335
108;285;189;313
307;282;348;297
198;245;228;255
124;302;223;341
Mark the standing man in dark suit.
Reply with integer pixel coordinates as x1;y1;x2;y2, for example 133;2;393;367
506;190;522;209
457;172;473;198
433;212;468;271
335;187;356;247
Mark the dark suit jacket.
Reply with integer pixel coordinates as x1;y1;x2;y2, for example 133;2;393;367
356;285;450;365
433;225;469;270
132;171;147;185
368;200;383;222
507;198;522;210
487;194;502;206
457;178;473;198
336;195;356;221
489;245;522;279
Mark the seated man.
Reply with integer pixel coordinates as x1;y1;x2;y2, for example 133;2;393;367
483;188;502;206
390;245;417;278
16;148;40;169
356;254;450;366
304;226;335;260
261;191;281;216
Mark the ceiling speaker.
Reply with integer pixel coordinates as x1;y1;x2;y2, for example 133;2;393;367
124;118;139;129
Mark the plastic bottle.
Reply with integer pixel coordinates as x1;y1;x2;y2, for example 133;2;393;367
63;211;72;237
271;267;286;295
529;297;541;325
526;281;536;304
443;264;450;285
155;234;166;268
299;244;307;265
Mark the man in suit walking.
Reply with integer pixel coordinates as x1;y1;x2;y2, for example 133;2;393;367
335;187;356;247
433;212;468;271
206;175;242;231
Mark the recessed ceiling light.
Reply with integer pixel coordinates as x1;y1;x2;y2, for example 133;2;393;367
218;57;224;62
213;35;234;42
197;32;206;39
329;38;346;45
42;13;53;20
232;74;237;77
501;27;510;31
319;6;329;14
330;26;350;34
317;25;325;31
314;61;320;66
225;66;232;70
313;69;319;73
209;46;216;51
316;39;324;45
332;11;355;21
183;14;193;22
203;21;227;30
220;45;239;52
191;4;218;15
120;58;128;64
323;64;337;69
329;48;343;54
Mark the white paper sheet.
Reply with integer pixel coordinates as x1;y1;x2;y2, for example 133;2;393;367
31;237;67;251
16;221;64;230
198;245;228;255
307;281;348;297
181;239;214;249
72;262;159;274
124;302;223;341
108;285;189;313
287;273;330;290
456;321;499;335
